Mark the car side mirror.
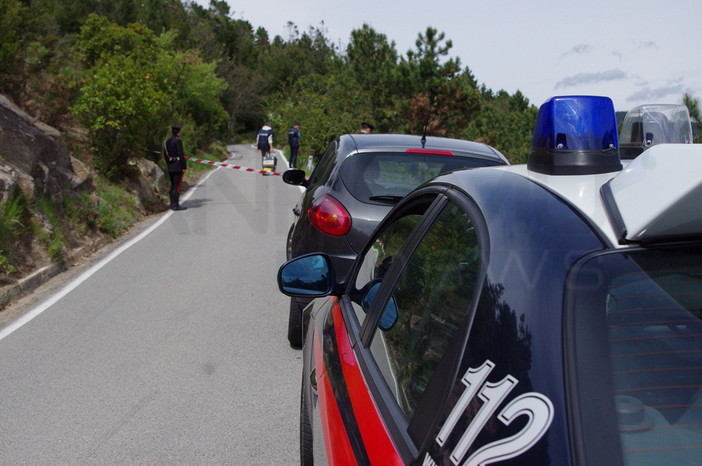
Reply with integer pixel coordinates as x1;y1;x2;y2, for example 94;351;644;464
277;253;335;297
282;168;308;187
361;279;399;331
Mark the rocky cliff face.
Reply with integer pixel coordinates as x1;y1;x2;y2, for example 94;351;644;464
0;95;93;206
0;94;168;306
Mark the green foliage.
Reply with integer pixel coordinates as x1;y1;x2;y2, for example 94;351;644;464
160;48;229;140
72;14;227;180
72;52;171;179
33;0;189;35
270;70;365;159
0;0;25;74
2;193;26;238
683;93;702;143
94;178;140;237
395;27;480;135
75;14;160;68
346;25;399;129
257;23;337;96
0;0;34;96
0;182;145;277
35;197;66;260
0;255;15;275
0;192;29;275
217;63;266;134
463;90;538;163
33;184;143;263
184;2;263;134
63;191;99;233
265;23;539;164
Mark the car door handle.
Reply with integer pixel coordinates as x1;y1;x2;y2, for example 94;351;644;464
293;207;301;216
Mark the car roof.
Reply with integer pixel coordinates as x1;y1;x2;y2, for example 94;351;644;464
433;143;702;247
339;133;509;163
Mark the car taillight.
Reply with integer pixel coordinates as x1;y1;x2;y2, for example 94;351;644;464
308;194;351;236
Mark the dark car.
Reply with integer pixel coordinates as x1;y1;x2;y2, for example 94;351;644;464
277;96;702;465
282;133;508;347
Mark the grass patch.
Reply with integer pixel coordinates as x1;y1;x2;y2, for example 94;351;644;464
63;190;99;234
94;177;141;237
0;193;30;275
185;141;230;175
35;197;66;261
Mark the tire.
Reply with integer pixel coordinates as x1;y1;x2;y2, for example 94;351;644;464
300;371;314;466
288;297;305;349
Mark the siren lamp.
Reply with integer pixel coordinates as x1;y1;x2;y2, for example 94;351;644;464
527;95;622;175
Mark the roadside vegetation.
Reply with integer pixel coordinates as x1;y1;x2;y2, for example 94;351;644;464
0;0;700;282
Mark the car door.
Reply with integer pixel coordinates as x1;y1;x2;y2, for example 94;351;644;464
337;187;489;463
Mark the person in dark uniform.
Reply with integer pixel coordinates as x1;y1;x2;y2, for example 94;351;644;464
163;124;187;211
257;122;274;167
287;123;301;168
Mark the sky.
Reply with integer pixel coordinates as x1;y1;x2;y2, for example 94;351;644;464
192;0;701;112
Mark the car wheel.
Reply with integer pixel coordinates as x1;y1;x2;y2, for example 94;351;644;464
288;297;305;349
300;371;314;466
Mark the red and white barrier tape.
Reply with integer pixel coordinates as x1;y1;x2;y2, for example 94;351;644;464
185;156;280;176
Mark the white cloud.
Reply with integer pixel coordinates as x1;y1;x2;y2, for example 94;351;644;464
627;78;686;102
556;69;627;89
559;44;593;60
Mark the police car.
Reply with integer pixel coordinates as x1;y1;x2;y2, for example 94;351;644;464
278;95;702;465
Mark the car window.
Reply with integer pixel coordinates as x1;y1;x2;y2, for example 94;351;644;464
366;202;480;419
340;152;494;202
572;247;702;465
351;213;423;325
307;140;337;186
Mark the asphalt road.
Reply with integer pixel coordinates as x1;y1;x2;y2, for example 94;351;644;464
0;145;304;465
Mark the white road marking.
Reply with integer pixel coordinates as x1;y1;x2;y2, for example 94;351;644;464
0;168;220;341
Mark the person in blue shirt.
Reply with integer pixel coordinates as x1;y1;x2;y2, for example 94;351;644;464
287;123;301;168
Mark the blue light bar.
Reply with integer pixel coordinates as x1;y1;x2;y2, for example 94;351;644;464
528;96;622;175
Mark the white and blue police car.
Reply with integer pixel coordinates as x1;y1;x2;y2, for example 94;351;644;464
278;95;702;465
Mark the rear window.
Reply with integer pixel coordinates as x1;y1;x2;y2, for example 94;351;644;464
572;247;702;465
339;151;495;202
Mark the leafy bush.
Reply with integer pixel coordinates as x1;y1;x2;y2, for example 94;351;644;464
72;15;227;180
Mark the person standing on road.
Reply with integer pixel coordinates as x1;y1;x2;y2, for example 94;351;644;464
257;122;274;167
287;123;301;168
164;124;187;211
361;122;375;134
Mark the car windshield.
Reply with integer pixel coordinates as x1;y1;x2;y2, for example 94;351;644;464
339;151;494;203
572;247;702;465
